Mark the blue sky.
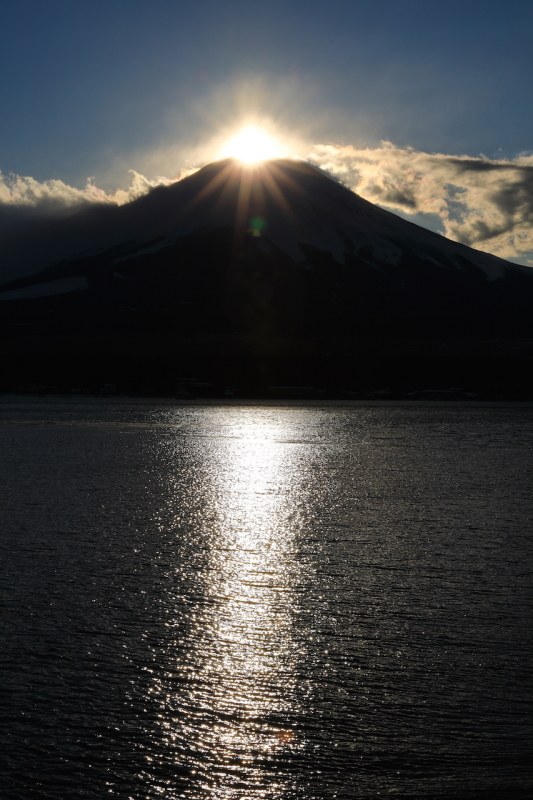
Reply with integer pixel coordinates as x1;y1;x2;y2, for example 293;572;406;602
1;0;532;264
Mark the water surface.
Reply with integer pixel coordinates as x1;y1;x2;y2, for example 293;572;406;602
1;399;532;799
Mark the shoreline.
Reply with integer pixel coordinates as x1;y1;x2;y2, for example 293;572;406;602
1;393;532;407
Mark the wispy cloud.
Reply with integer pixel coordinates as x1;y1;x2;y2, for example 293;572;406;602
307;142;533;265
0;168;197;231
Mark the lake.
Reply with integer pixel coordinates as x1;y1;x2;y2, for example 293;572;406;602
1;398;532;799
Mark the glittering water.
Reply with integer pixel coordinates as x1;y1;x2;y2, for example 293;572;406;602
1;399;532;799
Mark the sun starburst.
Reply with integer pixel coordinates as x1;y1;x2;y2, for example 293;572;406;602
219;126;283;164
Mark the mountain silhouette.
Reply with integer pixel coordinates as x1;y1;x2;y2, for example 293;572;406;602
1;158;532;396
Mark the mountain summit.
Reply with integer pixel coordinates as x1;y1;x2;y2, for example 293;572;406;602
1;158;532;394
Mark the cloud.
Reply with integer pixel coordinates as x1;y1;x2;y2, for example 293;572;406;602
0;167;196;220
306;142;533;265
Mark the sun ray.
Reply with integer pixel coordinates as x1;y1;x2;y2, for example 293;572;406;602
182;159;236;214
268;162;308;198
233;166;255;254
260;169;294;219
172;157;313;256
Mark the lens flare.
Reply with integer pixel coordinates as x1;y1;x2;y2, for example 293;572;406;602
219;126;283;164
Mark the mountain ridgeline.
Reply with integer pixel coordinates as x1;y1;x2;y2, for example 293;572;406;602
1;158;532;395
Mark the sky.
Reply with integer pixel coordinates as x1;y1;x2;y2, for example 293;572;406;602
1;0;533;265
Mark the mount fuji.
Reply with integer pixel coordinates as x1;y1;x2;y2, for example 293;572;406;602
1;158;532;395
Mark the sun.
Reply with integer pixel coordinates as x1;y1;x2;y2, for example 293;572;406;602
219;126;283;164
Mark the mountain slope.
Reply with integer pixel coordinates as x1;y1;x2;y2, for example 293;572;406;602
1;157;532;339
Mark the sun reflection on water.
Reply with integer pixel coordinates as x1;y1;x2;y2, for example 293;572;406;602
149;410;309;798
